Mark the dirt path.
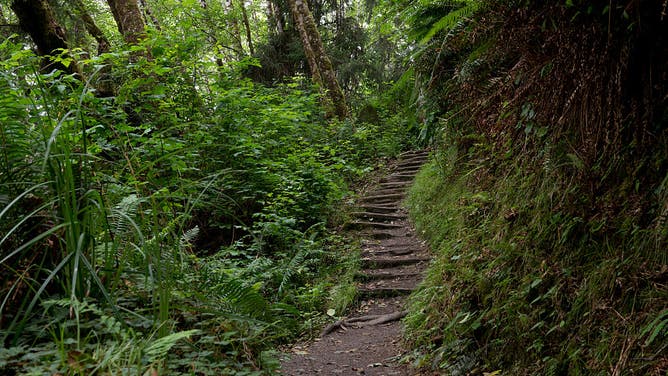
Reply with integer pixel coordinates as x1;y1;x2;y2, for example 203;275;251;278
280;150;431;376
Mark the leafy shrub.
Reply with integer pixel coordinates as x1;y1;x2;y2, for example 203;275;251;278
1;22;408;372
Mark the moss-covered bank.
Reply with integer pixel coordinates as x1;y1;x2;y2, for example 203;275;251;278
402;1;667;374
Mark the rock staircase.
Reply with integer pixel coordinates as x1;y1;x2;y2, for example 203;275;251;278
352;150;431;302
280;149;431;375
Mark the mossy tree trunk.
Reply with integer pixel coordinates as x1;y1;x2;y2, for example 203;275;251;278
267;0;285;36
288;0;347;119
106;0;146;45
10;0;77;73
238;0;254;56
226;0;245;57
73;0;110;54
72;0;114;96
138;0;161;31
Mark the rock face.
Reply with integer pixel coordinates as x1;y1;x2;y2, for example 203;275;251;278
280;150;431;375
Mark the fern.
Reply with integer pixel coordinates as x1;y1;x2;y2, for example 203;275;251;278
144;329;200;363
108;194;142;242
419;1;481;45
179;226;200;253
215;276;272;320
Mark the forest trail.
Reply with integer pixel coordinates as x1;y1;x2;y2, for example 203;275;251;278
280;150;431;375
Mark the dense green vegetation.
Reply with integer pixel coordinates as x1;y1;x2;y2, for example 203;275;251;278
401;1;667;374
1;0;666;374
0;0;413;373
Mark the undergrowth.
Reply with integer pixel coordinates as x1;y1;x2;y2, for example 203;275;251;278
0;31;406;374
402;0;667;375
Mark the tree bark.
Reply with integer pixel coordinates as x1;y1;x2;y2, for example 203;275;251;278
106;0;146;45
10;0;77;73
226;0;245;57
267;0;284;36
73;0;110;54
238;0;254;55
138;0;161;31
288;0;347;119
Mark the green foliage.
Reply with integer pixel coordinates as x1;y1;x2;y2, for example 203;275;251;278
402;1;668;373
0;6;413;368
406;136;667;374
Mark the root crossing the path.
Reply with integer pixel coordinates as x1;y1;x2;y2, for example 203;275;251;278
280;150;431;376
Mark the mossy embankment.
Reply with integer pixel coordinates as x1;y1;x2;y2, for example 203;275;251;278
401;1;667;374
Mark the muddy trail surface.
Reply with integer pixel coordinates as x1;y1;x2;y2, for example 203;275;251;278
280;150;431;376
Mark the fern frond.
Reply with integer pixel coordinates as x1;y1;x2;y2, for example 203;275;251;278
144;329;200;363
420;1;481;45
216;277;271;320
179;226;200;253
108;194;141;240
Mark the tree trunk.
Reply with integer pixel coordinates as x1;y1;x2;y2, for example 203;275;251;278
288;0;347;119
226;0;245;57
73;0;110;54
289;0;321;83
106;0;146;45
138;0;161;31
238;0;254;55
10;0;77;73
267;0;284;36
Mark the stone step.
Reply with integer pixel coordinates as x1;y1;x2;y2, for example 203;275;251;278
398;155;429;164
399;149;430;158
361;256;431;269
391;172;418;178
362;193;404;202
366;188;406;196
378;181;411;189
362;248;417;257
346;221;404;230
355;266;423;282
369;231;408;240
357;270;422;281
395;161;425;169
381;174;416;183
358;287;414;298
351;212;407;221
394;166;421;175
358;204;400;214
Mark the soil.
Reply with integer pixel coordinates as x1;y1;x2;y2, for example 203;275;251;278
280;150;431;376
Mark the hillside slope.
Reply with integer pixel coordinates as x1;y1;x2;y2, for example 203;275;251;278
402;1;667;374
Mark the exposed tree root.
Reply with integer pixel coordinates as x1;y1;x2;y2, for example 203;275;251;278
362;193;405;201
347;221;404;230
321;311;408;336
351;211;407;221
